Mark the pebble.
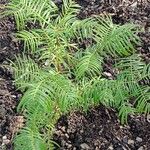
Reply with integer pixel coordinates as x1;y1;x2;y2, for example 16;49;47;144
65;133;69;139
103;72;112;77
136;137;142;142
147;114;150;123
80;143;90;149
2;136;10;145
108;145;114;150
122;136;128;143
80;129;84;133
128;139;134;145
138;146;144;150
61;126;66;132
2;136;7;140
2;139;10;145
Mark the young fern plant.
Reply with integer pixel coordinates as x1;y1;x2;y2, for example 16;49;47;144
14;0;96;72
3;0;149;149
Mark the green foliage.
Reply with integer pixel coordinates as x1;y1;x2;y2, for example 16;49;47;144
14;128;46;150
3;0;149;149
75;51;103;79
3;0;58;30
93;16;140;56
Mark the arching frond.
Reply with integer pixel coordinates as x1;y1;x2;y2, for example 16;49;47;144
16;29;42;53
62;0;80;16
94;16;140;56
72;17;96;39
136;86;150;114
119;104;135;124
4;0;58;30
11;55;39;89
17;70;77;113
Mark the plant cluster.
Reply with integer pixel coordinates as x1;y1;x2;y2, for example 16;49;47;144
2;0;150;149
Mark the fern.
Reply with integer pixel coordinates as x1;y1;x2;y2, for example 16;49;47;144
93;16;140;56
3;0;58;30
76;51;103;79
10;55;39;89
3;0;150;149
14;127;47;150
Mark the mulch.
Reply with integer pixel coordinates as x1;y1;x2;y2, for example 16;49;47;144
0;0;150;149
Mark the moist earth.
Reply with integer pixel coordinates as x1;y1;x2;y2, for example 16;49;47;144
0;0;150;149
0;1;23;149
53;106;150;150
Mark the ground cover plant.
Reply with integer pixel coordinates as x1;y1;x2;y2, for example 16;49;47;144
1;0;150;149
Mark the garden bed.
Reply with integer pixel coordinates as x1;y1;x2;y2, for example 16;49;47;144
0;0;150;149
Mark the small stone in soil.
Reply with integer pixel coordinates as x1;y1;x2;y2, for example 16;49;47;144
136;137;142;142
80;143;90;149
128;139;134;145
138;146;144;150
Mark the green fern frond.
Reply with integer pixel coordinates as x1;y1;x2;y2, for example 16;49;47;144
11;55;39;89
94;16;140;56
136;86;150;113
75;51;103;79
14;127;47;150
62;0;80;16
17;69;77;113
4;0;58;30
16;29;42;53
119;104;135;124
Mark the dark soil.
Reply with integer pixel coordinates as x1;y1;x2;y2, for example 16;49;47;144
0;0;150;150
0;1;23;149
53;0;150;150
53;106;150;150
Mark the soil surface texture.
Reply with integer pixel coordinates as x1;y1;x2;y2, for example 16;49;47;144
53;106;150;150
0;1;23;149
0;0;150;150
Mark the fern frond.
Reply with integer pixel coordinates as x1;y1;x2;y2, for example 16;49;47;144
136;86;150;114
62;0;80;16
94;16;140;56
16;29;42;52
72;17;96;39
119;104;135;124
11;55;39;89
14;127;46;150
75;51;103;79
4;0;58;30
17;69;77;113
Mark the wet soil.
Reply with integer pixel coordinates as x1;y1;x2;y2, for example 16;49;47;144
0;0;150;150
53;106;150;150
0;1;23;149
